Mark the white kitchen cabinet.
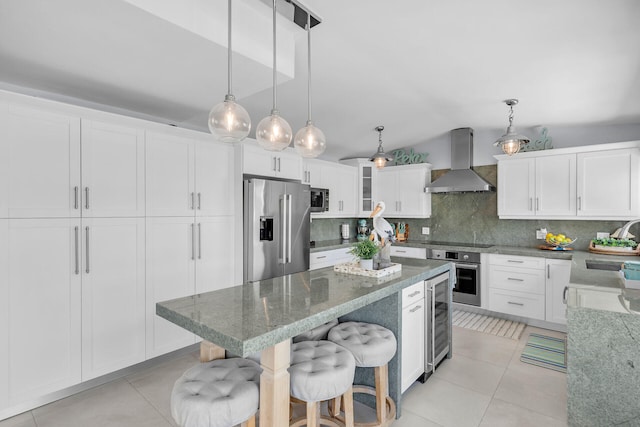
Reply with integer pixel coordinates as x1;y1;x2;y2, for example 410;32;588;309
545;259;571;325
0;103;81;219
146;132;233;217
241;140;302;181
80;218;146;380
302;159;323;187
323;163;357;217
401;281;425;393
145;217;197;358
3;219;82;405
577;148;640;218
309;247;354;271
390;246;427;259
80;120;145;217
340;158;377;217
488;254;546;320
497;154;576;218
194;216;237;294
376;164;431;218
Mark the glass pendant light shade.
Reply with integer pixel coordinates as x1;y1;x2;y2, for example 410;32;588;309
494;99;529;156
208;94;251;142
256;110;292;151
209;0;250;143
294;121;326;157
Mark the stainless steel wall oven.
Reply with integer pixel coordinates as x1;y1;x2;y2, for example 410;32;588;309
428;248;481;306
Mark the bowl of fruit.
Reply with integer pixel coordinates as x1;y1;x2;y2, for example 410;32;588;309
545;233;576;250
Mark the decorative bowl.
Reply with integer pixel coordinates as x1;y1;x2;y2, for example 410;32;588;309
545;234;576;248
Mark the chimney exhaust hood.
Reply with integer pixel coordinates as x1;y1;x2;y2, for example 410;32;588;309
425;128;495;193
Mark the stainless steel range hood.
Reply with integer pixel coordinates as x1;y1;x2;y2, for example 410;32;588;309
425;128;495;193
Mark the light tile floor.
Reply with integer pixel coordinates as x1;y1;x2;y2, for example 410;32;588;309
0;325;567;427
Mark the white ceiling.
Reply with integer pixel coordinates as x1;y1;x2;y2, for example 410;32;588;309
1;0;639;162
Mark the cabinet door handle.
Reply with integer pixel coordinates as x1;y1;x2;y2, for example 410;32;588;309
190;192;195;210
197;193;202;210
74;226;79;275
536;197;539;211
508;301;524;306
562;286;569;304
277;157;281;172
308;171;311;182
578;196;582;211
74;186;79;210
85;226;90;274
85;187;90;210
507;277;524;282
191;223;195;260
529;198;533;211
410;304;422;313
408;290;420;297
399;201;402;212
507;260;524;263
316;255;327;259
547;264;550;279
273;157;277;172
198;223;202;259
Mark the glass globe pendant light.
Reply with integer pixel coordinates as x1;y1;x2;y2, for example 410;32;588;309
208;0;251;142
294;14;326;158
369;126;394;169
494;99;530;156
256;0;292;151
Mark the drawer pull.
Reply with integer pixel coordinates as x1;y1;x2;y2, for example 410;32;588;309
507;277;524;282
396;250;407;253
507;260;524;263
507;301;524;306
316;255;327;259
410;305;422;313
408;291;421;298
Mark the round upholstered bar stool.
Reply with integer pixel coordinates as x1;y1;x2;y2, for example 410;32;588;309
171;358;261;427
289;340;356;427
328;322;397;427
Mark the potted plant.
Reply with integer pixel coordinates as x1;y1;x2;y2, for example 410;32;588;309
349;239;380;270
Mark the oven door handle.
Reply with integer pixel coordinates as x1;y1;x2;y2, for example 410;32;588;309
453;263;479;270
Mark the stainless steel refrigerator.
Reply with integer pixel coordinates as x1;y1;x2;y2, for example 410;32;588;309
243;178;310;282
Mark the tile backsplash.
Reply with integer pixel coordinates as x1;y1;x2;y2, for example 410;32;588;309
310;165;638;251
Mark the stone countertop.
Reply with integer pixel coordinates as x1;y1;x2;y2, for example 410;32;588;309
156;258;451;357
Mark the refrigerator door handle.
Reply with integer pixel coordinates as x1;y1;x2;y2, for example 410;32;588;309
287;194;292;263
280;195;287;264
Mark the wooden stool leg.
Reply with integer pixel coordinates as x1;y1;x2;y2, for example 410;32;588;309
307;400;320;426
328;395;341;417
343;387;355;427
374;364;388;424
240;414;256;427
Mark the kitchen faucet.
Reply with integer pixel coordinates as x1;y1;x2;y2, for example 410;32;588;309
617;219;640;239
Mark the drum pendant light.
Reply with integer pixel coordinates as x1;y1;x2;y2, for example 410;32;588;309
208;0;251;142
369;126;393;169
294;14;326;158
256;0;292;151
494;99;530;156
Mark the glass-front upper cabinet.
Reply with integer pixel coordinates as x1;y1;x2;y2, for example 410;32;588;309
340;158;376;217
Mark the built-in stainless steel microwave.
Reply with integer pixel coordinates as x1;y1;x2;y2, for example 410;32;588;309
310;188;329;212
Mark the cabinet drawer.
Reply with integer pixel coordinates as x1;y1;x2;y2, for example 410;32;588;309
489;289;545;320
309;248;353;270
489;266;545;295
490;254;545;270
391;246;427;259
402;281;425;308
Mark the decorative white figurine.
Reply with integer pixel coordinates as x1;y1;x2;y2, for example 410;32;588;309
369;201;396;268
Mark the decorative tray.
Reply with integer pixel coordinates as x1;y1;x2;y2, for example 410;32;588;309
588;242;640;256
333;262;402;278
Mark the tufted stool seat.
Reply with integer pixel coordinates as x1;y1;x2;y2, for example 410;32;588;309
293;319;339;343
171;358;261;427
289;340;355;427
328;322;397;427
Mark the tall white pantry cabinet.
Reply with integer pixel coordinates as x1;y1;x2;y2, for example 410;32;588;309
0;92;238;418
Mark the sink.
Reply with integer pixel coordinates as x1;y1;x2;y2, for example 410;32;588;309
585;260;623;271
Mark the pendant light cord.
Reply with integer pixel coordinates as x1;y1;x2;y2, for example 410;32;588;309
272;0;277;111
306;15;312;122
227;0;232;95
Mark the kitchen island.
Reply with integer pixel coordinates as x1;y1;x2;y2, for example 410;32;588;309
157;258;452;426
